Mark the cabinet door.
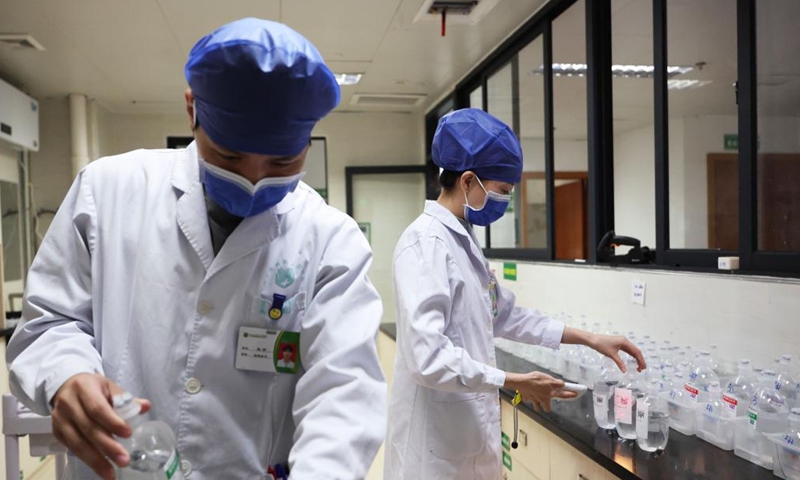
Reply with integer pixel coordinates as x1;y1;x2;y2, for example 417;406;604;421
503;456;543;480
501;399;551;480
550;436;609;480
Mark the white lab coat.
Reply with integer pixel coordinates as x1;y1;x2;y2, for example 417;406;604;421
7;143;386;480
384;201;564;480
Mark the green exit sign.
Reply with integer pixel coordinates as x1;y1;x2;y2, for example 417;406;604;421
503;262;517;281
724;134;738;151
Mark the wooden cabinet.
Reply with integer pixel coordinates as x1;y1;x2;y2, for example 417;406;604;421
501;398;623;480
501;400;550;479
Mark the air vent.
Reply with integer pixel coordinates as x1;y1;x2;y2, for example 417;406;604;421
0;34;45;51
350;94;427;108
413;0;500;25
427;1;479;15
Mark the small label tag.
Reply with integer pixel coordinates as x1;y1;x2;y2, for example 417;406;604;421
748;409;758;429
615;388;633;423
502;451;512;471
164;450;181;479
684;383;700;402
722;394;738;418
636;399;649;439
501;432;510;451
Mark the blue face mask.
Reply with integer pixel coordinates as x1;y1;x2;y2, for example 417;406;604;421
464;177;511;226
202;161;305;218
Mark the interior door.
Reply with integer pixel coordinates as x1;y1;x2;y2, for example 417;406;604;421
554;179;587;260
350;171;426;323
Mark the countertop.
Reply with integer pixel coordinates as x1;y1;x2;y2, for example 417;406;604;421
379;323;775;480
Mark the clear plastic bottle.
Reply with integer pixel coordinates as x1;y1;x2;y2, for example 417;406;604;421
724;359;758;417
749;370;790;434
579;349;602;388
637;379;670;452
777;354;800;410
666;371;697;436
615;357;644;440
593;358;622;430
114;393;185;480
686;350;721;403
660;361;676;392
564;345;582;383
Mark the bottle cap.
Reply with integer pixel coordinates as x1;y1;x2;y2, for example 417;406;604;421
112;392;142;421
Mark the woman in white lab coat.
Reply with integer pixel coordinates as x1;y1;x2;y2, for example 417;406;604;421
7;19;386;480
384;109;645;479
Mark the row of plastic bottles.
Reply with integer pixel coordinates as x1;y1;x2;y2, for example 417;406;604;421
588;349;800;477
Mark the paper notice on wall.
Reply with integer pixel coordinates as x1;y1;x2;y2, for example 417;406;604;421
631;280;646;306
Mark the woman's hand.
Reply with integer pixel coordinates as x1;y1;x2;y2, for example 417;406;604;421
504;371;578;412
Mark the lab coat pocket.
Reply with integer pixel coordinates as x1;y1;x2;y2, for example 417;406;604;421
428;392;486;460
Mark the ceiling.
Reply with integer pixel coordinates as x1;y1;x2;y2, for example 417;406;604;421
0;0;548;114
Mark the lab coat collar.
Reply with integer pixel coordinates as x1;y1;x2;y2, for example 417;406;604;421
423;200;471;238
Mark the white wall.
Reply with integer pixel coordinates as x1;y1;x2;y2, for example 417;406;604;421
490;260;800;369
29;105;425;238
313;111;424;212
30;97;73;241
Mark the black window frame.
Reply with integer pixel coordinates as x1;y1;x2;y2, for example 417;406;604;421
423;0;800;277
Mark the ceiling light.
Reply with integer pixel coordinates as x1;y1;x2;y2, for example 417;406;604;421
668;79;713;90
335;74;363;86
0;33;46;51
530;63;694;78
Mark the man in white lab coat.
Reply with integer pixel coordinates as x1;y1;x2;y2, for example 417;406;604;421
385;109;645;479
7;18;385;480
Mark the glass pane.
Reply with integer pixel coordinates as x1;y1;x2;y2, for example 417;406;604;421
668;0;738;249
552;0;589;260
486;62;518;249
352;173;425;323
519;36;548;249
612;0;655;250
1;181;21;283
468;87;488;247
470;86;483;110
756;0;800;251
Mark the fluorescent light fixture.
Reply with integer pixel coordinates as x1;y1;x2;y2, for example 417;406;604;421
334;73;363;86
530;63;694;78
668;79;713;90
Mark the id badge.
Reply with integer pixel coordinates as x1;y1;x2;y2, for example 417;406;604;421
235;327;301;374
488;278;499;318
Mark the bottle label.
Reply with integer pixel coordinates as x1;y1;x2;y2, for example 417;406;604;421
594;393;607;407
721;394;738;418
635;399;649;439
748;409;758;429
164;450;180;479
684;383;700;402
615;388;633;424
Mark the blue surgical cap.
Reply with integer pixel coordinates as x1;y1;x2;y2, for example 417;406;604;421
185;18;340;156
432;108;523;184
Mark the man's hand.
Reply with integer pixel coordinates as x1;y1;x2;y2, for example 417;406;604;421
504;371;578;412
51;373;151;480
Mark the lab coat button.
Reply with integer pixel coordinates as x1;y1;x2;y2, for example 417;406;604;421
197;301;213;315
185;377;202;394
181;460;192;476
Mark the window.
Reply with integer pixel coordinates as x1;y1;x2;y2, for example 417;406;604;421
755;0;800;252
667;0;738;251
552;0;589;260
424;0;800;276
612;0;655;252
